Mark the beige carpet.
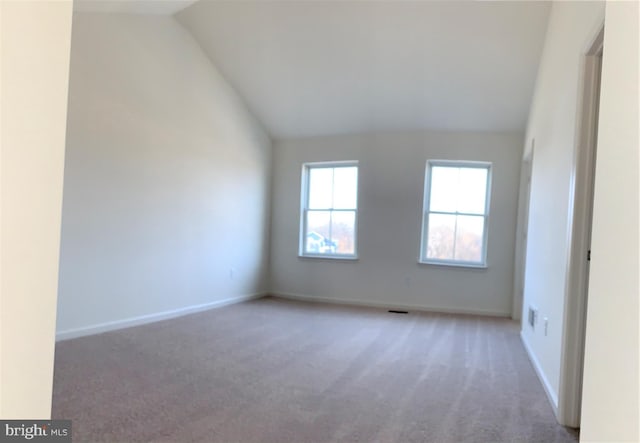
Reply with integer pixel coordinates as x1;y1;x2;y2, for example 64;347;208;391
52;296;578;443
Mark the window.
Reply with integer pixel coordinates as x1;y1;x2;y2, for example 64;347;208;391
420;160;492;267
300;162;358;258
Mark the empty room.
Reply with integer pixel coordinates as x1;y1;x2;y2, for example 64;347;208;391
2;1;638;442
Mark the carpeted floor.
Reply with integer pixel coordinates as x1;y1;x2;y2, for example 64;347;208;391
52;296;578;443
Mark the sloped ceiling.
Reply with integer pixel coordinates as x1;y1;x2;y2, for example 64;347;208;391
177;1;550;139
74;0;197;15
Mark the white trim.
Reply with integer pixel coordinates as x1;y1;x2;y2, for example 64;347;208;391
300;160;358;169
271;291;510;318
299;254;359;261
558;23;604;429
512;143;534;321
418;259;488;269
520;331;559;415
56;293;266;341
419;160;492;267
299;161;359;259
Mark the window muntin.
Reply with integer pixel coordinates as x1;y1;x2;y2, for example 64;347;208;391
420;161;491;267
300;162;358;258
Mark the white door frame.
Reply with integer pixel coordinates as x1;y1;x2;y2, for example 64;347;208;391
557;24;604;428
512;142;534;320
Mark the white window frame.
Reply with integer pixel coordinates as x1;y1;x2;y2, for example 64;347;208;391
419;160;492;268
299;161;359;260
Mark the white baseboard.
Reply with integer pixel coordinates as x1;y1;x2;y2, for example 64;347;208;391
56;292;266;341
270;291;511;318
520;331;559;415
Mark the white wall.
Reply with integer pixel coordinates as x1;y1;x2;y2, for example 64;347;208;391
56;13;272;338
519;1;604;409
0;1;72;417
580;1;639;441
270;132;522;316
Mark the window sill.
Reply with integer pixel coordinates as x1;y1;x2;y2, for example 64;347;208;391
299;254;359;261
419;260;488;269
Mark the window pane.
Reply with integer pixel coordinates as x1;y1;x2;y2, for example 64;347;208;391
302;162;358;258
333;167;358;209
308;168;333;209
457;168;488;214
429;166;458;213
305;211;331;254
426;213;455;260
331;211;356;255
454;215;484;262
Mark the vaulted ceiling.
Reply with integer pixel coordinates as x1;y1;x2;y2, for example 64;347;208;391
177;1;550;138
75;1;551;139
74;0;198;15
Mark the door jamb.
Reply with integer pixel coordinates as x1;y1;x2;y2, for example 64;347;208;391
512;141;534;321
558;24;604;428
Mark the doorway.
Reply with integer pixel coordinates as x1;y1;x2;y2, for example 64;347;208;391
512;141;534;321
558;25;604;428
